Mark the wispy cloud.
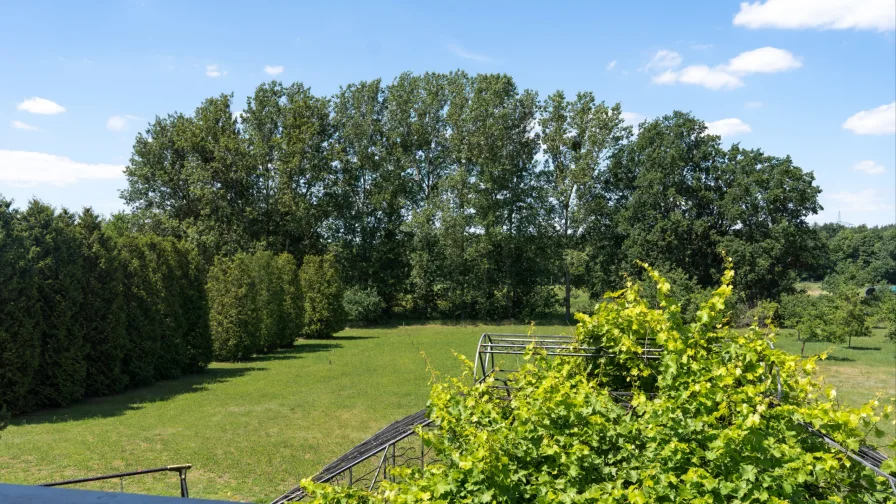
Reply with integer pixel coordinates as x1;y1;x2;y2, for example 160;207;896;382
447;43;492;62
106;114;142;132
852;160;887;175
264;65;284;76
826;189;894;213
0;150;124;186
606;60;617;71
645;49;682;70
11;120;40;131
745;101;764;108
17;97;66;115
205;64;226;78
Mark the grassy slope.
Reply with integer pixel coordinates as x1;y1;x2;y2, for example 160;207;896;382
1;322;892;502
0;324;575;502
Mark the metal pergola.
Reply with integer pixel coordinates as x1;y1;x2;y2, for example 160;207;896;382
270;332;895;502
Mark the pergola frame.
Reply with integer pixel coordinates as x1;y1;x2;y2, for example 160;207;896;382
271;332;894;501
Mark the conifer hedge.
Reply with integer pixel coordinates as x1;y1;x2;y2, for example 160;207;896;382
300;254;346;339
207;251;305;361
0;198;212;415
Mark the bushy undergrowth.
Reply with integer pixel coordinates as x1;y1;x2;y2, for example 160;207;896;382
303;263;896;503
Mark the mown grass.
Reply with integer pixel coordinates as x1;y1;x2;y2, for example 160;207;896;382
1;320;892;502
0;323;574;502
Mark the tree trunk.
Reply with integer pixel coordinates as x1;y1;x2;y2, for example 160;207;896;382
563;210;571;323
801;340;806;357
565;268;571;322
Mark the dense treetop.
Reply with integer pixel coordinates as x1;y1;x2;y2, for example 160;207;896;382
121;71;826;320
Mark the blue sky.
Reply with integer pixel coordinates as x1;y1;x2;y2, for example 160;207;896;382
1;0;894;225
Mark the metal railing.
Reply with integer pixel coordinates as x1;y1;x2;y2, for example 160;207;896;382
40;464;193;498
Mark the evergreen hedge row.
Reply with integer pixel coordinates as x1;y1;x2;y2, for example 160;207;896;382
207;251;307;361
0;199;212;415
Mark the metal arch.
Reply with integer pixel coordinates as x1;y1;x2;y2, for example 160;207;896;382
271;333;895;501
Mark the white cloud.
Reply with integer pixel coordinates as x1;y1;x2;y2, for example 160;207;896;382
264;65;284;76
651;47;799;90
723;47;802;74
852;160;887;175
446;44;492;62
17;97;66;115
232;110;246;123
106;114;140;132
826;189;894;213
645;49;682;70
706;118;752;137
621;112;644;126
691;43;714;50
11;120;39;131
0;150;124;186
205;64;226;78
842;102;896;135
654;65;744;90
734;0;895;32
745;101;764;108
606;60;617;71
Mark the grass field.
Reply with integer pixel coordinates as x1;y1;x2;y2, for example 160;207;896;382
0;323;576;502
1;321;892;502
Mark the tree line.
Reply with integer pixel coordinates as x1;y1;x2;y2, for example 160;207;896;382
0;197;349;415
121;71;824;322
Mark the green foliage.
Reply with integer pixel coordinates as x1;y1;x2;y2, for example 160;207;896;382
207;253;262;361
120;74;828;320
343;286;385;325
303;265;895;502
832;287;872;348
117;234;164;386
0;198;38;415
20;201;87;408
77;208;128;396
275;252;304;348
208;251;303;360
300;254;347;338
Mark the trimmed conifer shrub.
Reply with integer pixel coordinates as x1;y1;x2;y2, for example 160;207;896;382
300;254;346;339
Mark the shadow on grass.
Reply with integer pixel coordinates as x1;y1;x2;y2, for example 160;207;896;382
824;355;855;362
14;342;342;425
846;346;882;351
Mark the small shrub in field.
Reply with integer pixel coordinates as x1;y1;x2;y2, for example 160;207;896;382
300;254;346;338
207;254;261;360
343;286;384;325
302;262;896;502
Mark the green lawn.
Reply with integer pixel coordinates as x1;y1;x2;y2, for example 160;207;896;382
1;321;892;502
0;323;575;502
